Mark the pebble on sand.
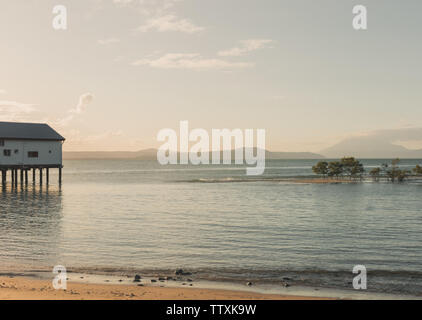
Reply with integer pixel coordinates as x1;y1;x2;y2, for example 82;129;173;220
175;269;192;276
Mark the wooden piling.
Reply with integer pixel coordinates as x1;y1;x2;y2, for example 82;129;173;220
0;165;62;188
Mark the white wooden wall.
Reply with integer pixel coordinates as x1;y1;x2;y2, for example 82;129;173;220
0;140;62;166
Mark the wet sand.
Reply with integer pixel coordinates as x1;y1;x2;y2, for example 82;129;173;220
0;276;332;300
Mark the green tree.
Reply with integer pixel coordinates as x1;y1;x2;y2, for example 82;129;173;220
385;158;409;183
341;157;364;180
340;157;355;177
413;165;422;175
328;161;343;178
312;161;329;178
351;161;365;180
369;167;381;181
397;169;411;182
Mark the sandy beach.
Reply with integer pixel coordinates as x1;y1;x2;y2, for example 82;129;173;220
0;276;332;300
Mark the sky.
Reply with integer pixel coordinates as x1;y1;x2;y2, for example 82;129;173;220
0;0;421;152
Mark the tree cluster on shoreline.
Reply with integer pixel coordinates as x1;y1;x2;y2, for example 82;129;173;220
312;157;364;181
312;158;422;183
369;159;412;183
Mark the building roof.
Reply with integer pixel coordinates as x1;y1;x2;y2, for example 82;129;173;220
0;122;65;141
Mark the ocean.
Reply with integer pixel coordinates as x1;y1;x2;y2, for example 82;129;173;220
0;159;421;297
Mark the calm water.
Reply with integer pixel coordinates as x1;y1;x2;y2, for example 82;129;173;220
0;159;421;296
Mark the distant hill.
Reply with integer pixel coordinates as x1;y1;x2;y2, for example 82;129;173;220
63;149;158;160
266;151;324;159
321;137;422;159
63;149;325;160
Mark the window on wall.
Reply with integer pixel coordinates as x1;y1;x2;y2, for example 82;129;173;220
14;149;19;154
0;140;4;147
3;149;11;157
28;151;39;158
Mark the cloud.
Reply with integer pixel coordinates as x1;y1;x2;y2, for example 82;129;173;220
111;0;202;34
87;130;124;141
136;14;203;33
73;93;94;114
66;129;123;144
61;128;139;151
112;0;184;15
122;0;181;8
218;39;275;57
132;53;253;70
270;95;286;101
57;93;94;126
97;38;120;45
0;100;37;121
112;0;135;4
369;127;422;144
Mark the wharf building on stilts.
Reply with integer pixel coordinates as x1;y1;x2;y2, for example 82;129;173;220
0;121;65;186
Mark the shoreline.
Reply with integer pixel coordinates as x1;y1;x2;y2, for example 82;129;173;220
1;271;419;300
0;276;331;300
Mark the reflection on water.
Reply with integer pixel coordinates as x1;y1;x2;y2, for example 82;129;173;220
0;184;63;270
0;159;422;295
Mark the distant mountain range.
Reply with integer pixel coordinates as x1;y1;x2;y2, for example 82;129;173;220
63;141;422;160
321;136;422;159
64;127;422;160
266;151;325;159
63;149;325;160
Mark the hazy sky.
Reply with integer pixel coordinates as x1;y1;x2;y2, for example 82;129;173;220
0;0;421;152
